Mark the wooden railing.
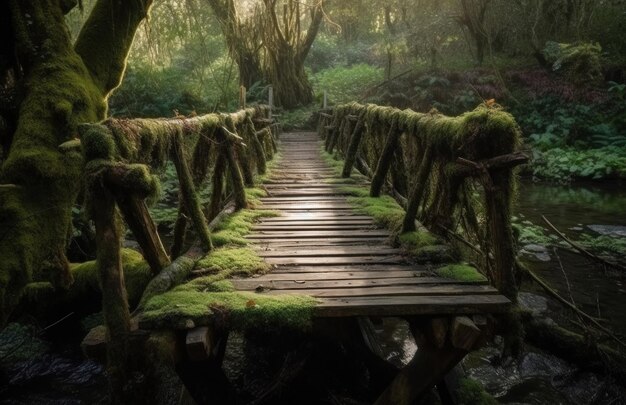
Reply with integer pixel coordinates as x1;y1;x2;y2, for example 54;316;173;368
77;105;278;386
319;102;527;301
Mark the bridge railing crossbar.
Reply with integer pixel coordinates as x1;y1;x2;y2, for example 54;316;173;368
319;102;527;302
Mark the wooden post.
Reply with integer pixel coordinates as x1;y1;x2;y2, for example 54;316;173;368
239;86;246;109
401;146;433;233
115;195;170;273
206;152;226;222
341;113;366;178
323;90;328;109
484;170;517;302
374;317;482;405
91;183;131;403
370;118;400;197
268;86;273;120
170;134;213;259
171;134;213;252
223;139;247;210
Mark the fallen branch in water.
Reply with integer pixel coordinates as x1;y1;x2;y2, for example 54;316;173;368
542;215;626;273
522;262;626;349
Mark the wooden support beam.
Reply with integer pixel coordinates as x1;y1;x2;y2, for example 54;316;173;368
206;152;227;222
370;118;400;197
115;195;170;274
224;140;248;210
452;152;529;178
402;147;432;232
172;133;213;252
91;182;131;401
342;114;366;178
186;326;216;362
374;316;482;405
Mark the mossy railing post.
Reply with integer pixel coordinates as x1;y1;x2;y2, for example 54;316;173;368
246;117;267;175
341;112;367;178
116;195;170;273
206;151;227;222
171;131;213;253
171;129;214;258
402;146;433;233
484;171;518;302
221;130;247;210
90;181;131;403
370;117;400;197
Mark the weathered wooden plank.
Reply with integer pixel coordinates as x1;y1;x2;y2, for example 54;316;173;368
248;230;390;238
255;219;375;225
231;277;489;291
268;264;427;273
256;246;402;257
258;285;498;298
259;196;348;202
248;238;389;247
260;215;374;222
314;295;511;317
252;224;379;232
248;270;424;281
264;256;408;265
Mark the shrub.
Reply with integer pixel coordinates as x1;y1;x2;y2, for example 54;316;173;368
311;64;384;105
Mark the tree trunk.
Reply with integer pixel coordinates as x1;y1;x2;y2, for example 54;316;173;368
0;0;152;324
266;47;314;108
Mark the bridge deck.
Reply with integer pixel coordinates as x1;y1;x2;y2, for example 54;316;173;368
233;132;509;318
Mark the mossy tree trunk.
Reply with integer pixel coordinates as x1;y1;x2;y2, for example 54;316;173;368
260;0;324;108
0;0;153;324
205;0;264;88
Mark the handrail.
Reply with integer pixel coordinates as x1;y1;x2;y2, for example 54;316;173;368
319;102;527;301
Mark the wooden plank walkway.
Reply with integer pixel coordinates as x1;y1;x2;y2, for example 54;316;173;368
234;132;510;318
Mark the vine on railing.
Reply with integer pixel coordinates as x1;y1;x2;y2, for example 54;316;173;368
319;102;527;301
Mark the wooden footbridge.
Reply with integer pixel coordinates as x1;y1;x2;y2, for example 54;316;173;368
76;103;525;404
238;132;508;318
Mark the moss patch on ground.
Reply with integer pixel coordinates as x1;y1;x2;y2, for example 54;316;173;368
195;247;270;279
435;264;486;282
141;280;315;331
348;195;405;231
399;230;440;251
321;147;345;176
211;207;279;247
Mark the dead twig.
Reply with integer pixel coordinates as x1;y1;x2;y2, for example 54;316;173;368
524;265;626;349
542;215;626;273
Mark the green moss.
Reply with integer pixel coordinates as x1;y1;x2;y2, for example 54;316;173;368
71;248;152;305
399;231;440;251
211;208;278;247
141;283;315;332
458;378;497;405
81;124;116;160
0;4;108;318
320;146;345;176
435;264;486;282
195;247;269;277
347;193;406;231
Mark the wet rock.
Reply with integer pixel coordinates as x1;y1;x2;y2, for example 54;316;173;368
520;244;551;262
519;352;572;378
0;323;48;365
588;225;626;237
518;292;549;316
1;354;107;405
